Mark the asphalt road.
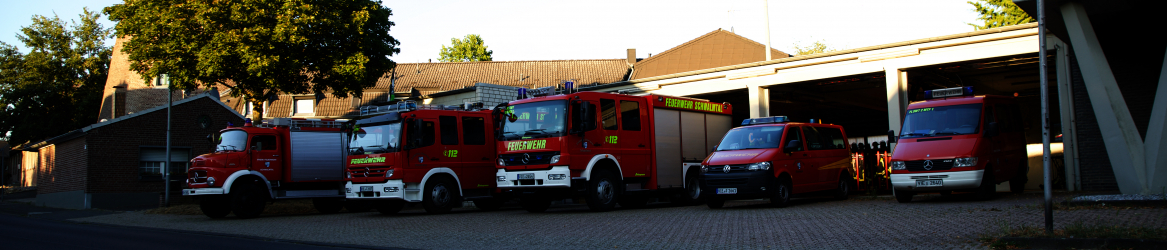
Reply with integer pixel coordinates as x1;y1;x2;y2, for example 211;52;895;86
0;209;408;250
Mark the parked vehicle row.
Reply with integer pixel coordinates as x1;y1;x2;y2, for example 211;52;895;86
183;86;1026;218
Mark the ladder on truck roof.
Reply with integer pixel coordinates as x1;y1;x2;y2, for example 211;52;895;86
265;118;348;129
359;100;485;117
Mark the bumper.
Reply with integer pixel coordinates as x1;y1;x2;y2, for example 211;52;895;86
183;188;225;196
346;180;406;200
891;169;984;192
699;170;773;199
496;166;572;189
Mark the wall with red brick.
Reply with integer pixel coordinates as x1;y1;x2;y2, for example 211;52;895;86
36;138;88;195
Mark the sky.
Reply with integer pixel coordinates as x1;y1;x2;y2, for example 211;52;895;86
1;0;980;62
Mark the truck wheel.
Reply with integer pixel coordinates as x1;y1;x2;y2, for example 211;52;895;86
770;179;792;208
706;197;725;209
519;197;551;213
834;173;851;200
345;200;372;213
230;181;267;219
313;198;344;214
473;198;501;211
585;169;620;212
199;195;231;218
893;188;913;203
422;176;460;214
1009;167;1028;194
975;168;997;200
673;169;703;206
376;200;405;215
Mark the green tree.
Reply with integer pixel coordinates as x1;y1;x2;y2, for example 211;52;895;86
968;0;1034;30
0;8;112;145
791;40;834;56
105;0;400;121
439;34;493;62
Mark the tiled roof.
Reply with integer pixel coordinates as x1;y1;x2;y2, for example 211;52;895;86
630;29;790;80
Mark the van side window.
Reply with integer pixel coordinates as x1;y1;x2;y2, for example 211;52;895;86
409;121;436;148
251;135;277;151
601;99;618;130
801;126;825;150
783;126;804;151
620;100;641;131
815;127;846;149
984;105;997;129
439;116;459;145
462;116;486;145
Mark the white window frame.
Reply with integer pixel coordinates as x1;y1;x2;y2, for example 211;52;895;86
293;98;315;116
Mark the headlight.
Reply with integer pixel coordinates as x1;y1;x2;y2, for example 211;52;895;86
498;157;506;166
385;169;394;178
701;165;708;173
548;174;567;180
748;162;771;171
207;177;216;186
549;155;561;164
497;176;506;182
347;171;352;178
891;161;906;170
954;157;978;167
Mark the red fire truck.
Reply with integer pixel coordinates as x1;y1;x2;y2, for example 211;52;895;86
184;118;351;218
495;88;733;212
888;87;1027;202
344;101;503;214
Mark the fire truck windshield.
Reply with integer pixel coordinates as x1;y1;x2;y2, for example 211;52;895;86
349;123;402;155
716;126;786;151
900;103;983;138
217;130;247;152
500;100;567;141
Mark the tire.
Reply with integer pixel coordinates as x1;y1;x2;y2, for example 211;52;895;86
770;178;792;208
975;168;997;201
834;173;851;200
422;176;460;214
893;188;913;203
1010;166;1028;194
519;197;551;213
618;195;648;209
199;195;231;218
345;201;372;213
230;180;268;219
473;199;501;211
313;198;344;214
585;169;620;212
706;197;725;209
376;200;405;215
673;169;703;206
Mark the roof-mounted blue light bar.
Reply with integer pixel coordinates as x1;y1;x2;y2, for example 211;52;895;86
741;116;789;126
924;86;974;99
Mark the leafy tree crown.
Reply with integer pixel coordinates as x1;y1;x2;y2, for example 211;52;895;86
439;34;493;62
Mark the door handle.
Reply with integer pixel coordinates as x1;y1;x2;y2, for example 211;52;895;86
430;157;440;161
481;157;490;160
638;144;646;148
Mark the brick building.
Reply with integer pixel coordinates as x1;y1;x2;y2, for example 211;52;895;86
21;93;243;209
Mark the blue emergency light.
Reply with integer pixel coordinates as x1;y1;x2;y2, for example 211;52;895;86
516;88;527;99
924;86;974;99
741;116;789;125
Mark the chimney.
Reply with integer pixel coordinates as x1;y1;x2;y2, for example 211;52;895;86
626;49;636;65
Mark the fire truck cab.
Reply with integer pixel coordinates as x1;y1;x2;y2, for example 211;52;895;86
344;101;502;214
495;87;733;212
184;118;350;218
888;87;1027;202
700;117;853;208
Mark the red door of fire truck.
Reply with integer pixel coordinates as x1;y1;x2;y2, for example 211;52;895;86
249;134;284;180
436;115;464;181
458;114;495;189
406;118;446;181
779;125;817;188
596;98;650;178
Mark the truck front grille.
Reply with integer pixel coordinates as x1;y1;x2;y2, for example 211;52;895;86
904;160;954;171
500;151;559;166
349;166;391;178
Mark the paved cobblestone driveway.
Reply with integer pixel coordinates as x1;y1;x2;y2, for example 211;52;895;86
72;192;1167;249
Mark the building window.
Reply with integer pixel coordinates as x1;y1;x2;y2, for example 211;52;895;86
139;148;190;181
152;74;170;87
294;99;314;115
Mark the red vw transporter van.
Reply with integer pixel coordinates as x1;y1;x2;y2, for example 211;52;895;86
700;116;853;208
888;87;1027;203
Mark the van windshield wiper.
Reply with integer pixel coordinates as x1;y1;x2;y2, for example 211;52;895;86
900;133;926;137
932;132;962;136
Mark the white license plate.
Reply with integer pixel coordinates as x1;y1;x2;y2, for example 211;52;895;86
517;173;535;180
360;186;373;192
716;188;738;194
916;179;943;187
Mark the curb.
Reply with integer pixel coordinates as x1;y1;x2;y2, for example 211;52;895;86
998;237;1167;249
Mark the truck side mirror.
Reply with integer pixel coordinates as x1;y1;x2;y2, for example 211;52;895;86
985;122;1000;138
711;144;719;154
572;101;597;134
887;130;897;143
784;140;801;152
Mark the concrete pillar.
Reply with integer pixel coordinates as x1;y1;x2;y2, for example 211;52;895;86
748;85;770;118
1062;3;1147;194
1145;47;1167;194
885;68;908;150
1052;37;1080;191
